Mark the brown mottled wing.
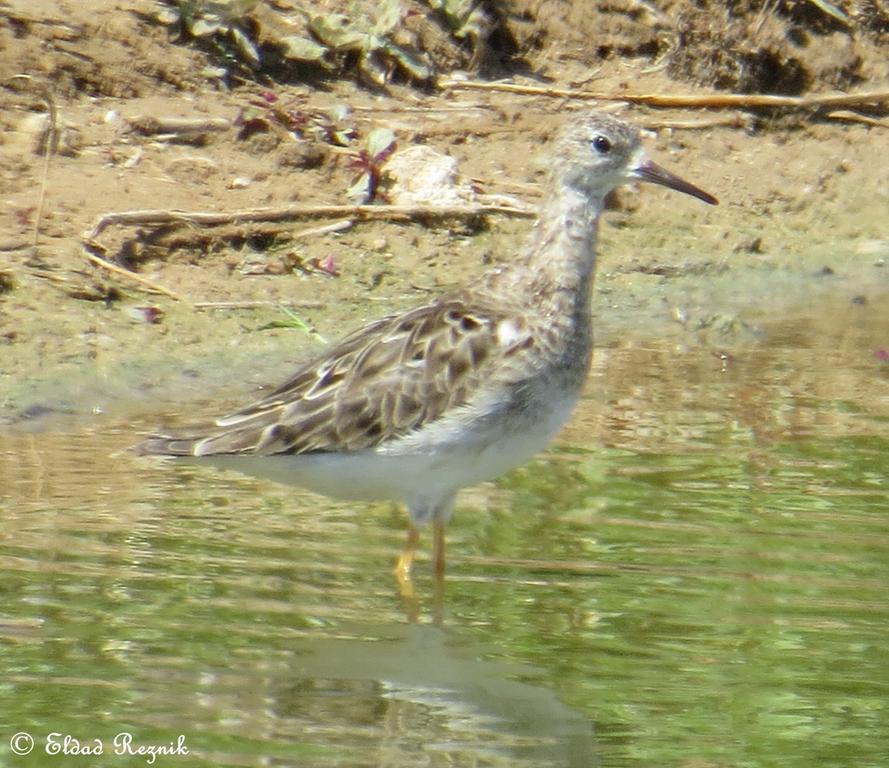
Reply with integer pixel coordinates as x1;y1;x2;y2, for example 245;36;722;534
137;296;531;457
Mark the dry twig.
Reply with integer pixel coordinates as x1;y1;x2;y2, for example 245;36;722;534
127;116;232;135
82;204;532;301
82;243;184;301
439;79;889;112
7;75;56;251
290;219;354;239
86;202;534;239
194;300;326;310
641;113;754;131
825;110;889;128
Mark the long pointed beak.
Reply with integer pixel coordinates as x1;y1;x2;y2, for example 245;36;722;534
632;160;718;206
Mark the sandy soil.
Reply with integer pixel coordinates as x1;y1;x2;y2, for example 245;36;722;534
1;0;887;424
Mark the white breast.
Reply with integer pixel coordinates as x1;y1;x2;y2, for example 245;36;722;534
199;388;580;507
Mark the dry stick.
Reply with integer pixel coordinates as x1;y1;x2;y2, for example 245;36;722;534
8;75;56;250
83;205;531;301
438;79;889;111
194;300;326;310
826;110;889;128
127;116;232;135
629;90;889;110
86;202;534;239
349;103;489;114
415;125;516;139
119;218;356;254
290;219;353;238
641;113;754;131
82;243;184;301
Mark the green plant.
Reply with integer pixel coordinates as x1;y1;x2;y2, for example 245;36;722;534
234;92;357;147
345;127;397;202
163;0;263;69
159;0;433;84
257;305;326;343
302;1;431;84
425;0;490;52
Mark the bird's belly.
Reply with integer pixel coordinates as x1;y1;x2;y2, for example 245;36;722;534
428;405;573;486
197;392;579;504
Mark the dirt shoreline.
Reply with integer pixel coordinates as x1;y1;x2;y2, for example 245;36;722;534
2;1;887;427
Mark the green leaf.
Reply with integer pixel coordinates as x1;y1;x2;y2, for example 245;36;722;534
227;0;261;19
280;35;329;62
346;173;371;202
190;18;223;37
805;0;850;24
382;42;431;80
328;104;350;123
155;7;180;25
374;0;403;34
365;127;396;159
230;25;260;67
201;65;229;80
358;50;388;85
309;14;366;50
258;306;326;342
456;6;489;41
426;0;489;40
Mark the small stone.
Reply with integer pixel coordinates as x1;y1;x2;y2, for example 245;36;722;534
126;306;165;324
386;145;475;206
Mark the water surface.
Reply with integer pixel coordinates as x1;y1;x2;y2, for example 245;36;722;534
1;292;888;767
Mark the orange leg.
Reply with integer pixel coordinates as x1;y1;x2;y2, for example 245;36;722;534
394;526;420;583
433;521;446;579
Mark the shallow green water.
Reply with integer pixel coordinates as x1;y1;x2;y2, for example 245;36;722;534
1;293;888;767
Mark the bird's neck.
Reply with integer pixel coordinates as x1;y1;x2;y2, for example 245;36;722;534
472;179;603;385
514;183;603;314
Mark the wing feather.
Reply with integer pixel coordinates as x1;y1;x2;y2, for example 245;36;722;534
136;294;534;458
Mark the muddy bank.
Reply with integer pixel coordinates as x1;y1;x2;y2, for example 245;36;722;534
1;1;887;427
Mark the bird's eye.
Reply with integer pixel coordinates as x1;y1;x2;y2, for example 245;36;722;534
592;135;612;154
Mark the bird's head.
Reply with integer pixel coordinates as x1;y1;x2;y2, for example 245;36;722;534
551;111;718;207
